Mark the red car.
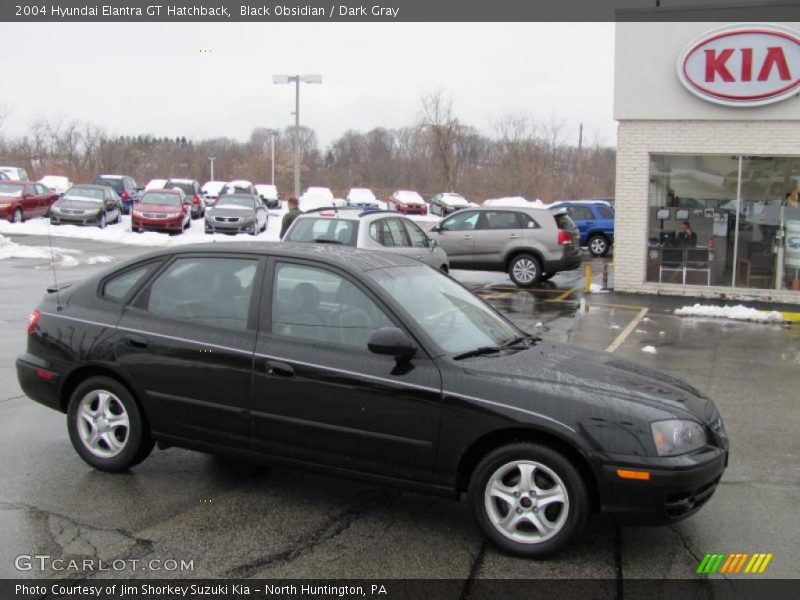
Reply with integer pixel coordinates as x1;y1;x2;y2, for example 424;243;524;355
386;190;428;215
0;181;59;222
131;189;191;233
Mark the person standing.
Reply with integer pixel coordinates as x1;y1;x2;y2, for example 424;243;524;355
676;221;697;247
280;197;302;239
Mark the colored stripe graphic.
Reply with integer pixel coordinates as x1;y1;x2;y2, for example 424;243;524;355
701;552;774;574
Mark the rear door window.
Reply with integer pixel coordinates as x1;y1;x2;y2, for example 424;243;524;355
597;205;614;220
479;211;522;230
102;264;157;302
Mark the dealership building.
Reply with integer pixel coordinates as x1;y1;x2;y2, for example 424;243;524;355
613;19;800;303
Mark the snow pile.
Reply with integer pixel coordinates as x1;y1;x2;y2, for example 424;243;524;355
87;256;114;264
641;346;658;354
483;197;547;208
589;283;609;293
674;303;785;323
0;234;81;265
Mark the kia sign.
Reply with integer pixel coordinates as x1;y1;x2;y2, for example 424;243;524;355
677;24;800;107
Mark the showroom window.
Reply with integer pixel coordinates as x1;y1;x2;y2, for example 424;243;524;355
646;155;800;291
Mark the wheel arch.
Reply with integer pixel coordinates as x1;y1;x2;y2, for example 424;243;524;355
504;248;544;271
59;364;147;422
456;426;601;512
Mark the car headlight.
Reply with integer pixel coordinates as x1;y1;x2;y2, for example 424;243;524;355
651;420;707;456
132;210;143;218
50;206;61;213
241;215;254;222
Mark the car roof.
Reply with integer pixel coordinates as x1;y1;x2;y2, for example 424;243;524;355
134;242;419;272
69;184;108;191
143;188;182;195
97;174;126;179
295;208;397;222
0;180;26;185
166;178;196;184
551;199;613;206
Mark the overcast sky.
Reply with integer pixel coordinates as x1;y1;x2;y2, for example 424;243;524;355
0;22;616;148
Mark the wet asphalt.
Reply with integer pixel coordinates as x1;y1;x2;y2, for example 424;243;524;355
0;236;798;585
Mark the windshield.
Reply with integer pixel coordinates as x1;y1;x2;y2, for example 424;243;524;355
141;192;181;206
0;183;24;197
217;195;255;208
64;187;104;202
371;265;519;354
286;218;358;245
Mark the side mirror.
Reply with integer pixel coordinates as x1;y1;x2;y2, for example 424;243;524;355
429;238;438;250
368;327;417;359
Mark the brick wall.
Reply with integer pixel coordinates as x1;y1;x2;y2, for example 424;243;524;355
614;120;800;305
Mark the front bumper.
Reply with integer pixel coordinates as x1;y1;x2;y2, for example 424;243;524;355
50;212;102;225
397;205;428;215
206;219;254;234
596;447;728;525
133;215;184;231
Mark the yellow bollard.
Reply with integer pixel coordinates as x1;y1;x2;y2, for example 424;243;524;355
584;264;592;294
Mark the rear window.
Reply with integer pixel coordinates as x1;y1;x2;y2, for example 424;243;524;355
598;205;614;220
286;217;358;246
94;177;123;193
167;181;194;195
554;213;577;231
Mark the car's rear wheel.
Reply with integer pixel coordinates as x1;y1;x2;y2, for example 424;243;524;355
508;254;542;287
588;235;610;257
470;443;589;557
66;376;153;472
11;208;22;223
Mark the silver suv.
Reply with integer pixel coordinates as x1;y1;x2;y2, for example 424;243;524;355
427;207;580;286
283;208;450;272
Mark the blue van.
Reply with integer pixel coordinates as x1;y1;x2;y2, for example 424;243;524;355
549;200;615;256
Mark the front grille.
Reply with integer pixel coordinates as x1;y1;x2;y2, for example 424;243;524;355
215;216;240;223
142;212;168;219
62;209;85;215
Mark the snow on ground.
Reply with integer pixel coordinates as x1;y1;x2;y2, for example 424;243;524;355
589;283;609;293
674;303;785;323
0;234;83;266
641;346;658;354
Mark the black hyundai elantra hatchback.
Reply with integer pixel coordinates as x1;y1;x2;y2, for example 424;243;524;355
17;243;729;556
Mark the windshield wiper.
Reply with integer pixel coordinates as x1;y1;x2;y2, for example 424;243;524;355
313;238;342;244
452;345;505;360
452;335;538;361
501;334;539;347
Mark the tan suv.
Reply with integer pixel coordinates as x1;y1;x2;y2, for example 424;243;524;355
427;207;581;286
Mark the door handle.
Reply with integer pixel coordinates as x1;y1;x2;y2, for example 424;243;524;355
462;235;473;240
265;360;294;377
125;335;148;349
508;234;519;238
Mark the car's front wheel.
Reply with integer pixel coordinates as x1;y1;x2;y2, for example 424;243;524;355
97;213;107;229
11;207;22;223
470;443;589;557
66;376;153;472
508;254;542;287
588;235;610;257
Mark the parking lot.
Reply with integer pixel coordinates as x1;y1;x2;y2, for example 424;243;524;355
0;233;798;587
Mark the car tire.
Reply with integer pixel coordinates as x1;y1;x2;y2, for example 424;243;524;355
588;235;610;257
66;376;154;472
98;213;107;229
50;218;60;226
440;264;449;274
205;226;212;234
11;207;22;223
249;223;257;236
540;272;555;281
508;254;542;288
469;442;589;558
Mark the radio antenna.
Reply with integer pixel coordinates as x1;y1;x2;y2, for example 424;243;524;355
46;215;62;311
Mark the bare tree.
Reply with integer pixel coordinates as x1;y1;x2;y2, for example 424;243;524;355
418;91;465;190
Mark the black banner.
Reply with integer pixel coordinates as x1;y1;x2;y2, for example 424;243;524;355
3;579;800;600
2;0;800;22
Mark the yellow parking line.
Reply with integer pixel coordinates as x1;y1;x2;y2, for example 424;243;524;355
778;311;800;323
554;287;577;301
605;307;649;353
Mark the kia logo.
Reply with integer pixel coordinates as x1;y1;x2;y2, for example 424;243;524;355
677;24;800;107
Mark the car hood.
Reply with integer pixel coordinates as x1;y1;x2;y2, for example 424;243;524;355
458;340;715;423
136;203;182;213
56;199;103;210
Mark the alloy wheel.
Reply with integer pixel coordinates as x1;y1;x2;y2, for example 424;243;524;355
512;258;538;284
76;390;130;459
589;236;608;256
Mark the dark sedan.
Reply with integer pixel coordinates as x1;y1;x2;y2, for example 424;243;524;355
16;245;728;557
49;185;121;228
205;193;267;235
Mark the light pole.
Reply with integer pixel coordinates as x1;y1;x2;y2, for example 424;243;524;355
270;134;275;185
208;155;216;181
272;74;322;198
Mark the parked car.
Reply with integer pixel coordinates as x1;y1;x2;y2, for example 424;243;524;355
93;175;141;214
131;189;191;234
49;185;121;228
0;166;30;180
299;186;335;212
345;187;380;209
165;178;205;219
429;192;470;216
254;184;280;209
427;207;581;287
0;181;59;222
0;171;8;181
548;200;615;257
386;190;428;215
39;175;72;195
144;178;167;191
205;193;267;235
201;180;227;207
220;180;257;197
17;243;729;556
284;208;449;271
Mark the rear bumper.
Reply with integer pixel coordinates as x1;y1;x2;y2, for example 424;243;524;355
543;252;582;273
597;447;727;525
16;355;62;412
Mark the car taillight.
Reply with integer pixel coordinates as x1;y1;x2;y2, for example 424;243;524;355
557;231;573;245
121;191;129;200
193;195;200;205
27;309;41;335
